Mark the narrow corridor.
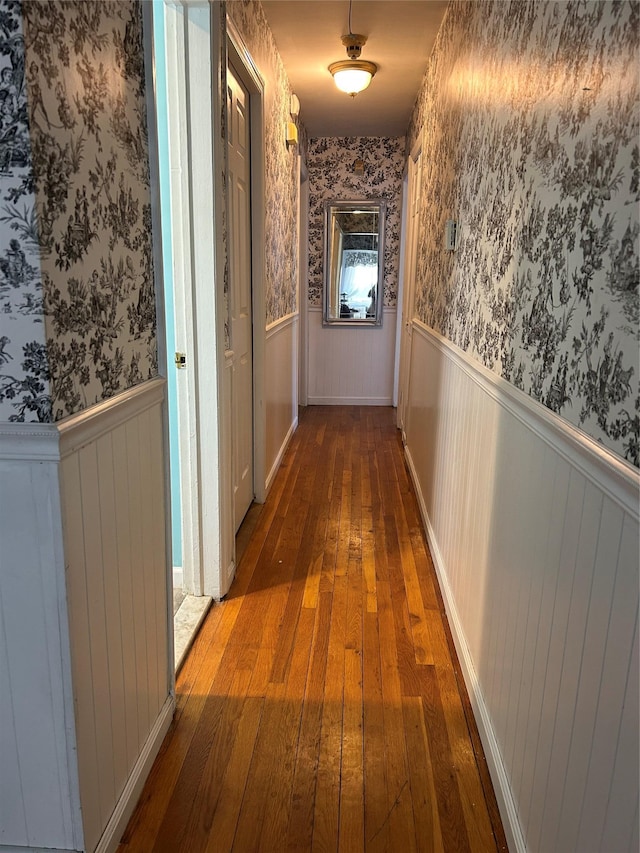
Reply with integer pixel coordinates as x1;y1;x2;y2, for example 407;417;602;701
119;406;508;852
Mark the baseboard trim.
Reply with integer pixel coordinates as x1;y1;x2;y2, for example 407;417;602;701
307;396;393;406
94;694;175;853
265;415;298;496
404;443;526;853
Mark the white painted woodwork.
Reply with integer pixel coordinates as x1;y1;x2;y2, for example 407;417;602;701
226;17;268;508
298;165;309;407
222;350;236;594
227;62;254;530
163;0;231;598
265;313;299;493
404;321;639;853
58;379;172;852
307;306;396;405
0;382;173;853
164;1;203;596
0;425;82;851
396;138;422;434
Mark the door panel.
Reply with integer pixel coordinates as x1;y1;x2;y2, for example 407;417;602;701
227;63;253;530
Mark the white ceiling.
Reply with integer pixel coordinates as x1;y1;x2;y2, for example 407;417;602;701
261;1;449;137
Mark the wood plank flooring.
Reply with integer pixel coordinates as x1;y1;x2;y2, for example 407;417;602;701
118;406;508;853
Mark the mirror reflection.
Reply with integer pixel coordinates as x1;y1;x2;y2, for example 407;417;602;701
323;200;385;326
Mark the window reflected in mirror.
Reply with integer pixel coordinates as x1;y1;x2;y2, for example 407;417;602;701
323;200;386;326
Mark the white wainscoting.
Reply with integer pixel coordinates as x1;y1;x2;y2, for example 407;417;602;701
404;322;639;853
58;378;173;853
307;306;396;405
0;425;82;851
264;312;298;494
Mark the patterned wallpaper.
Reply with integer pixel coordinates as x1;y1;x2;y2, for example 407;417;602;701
0;0;156;423
226;0;300;325
0;0;50;422
407;0;639;467
307;136;404;308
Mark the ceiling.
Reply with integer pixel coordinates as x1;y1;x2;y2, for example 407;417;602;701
261;1;449;138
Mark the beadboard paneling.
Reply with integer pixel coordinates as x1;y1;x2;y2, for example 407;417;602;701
0;426;82;851
404;322;639;853
265;312;298;493
307;306;396;405
58;380;171;852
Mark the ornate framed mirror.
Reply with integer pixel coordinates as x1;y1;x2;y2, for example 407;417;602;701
322;199;386;326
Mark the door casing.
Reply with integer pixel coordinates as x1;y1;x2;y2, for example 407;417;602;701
158;3;268;600
227;61;255;530
396;135;423;441
227;18;267;507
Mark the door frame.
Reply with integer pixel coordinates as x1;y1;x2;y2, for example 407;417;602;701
298;160;309;407
396;134;423;440
158;5;266;600
226;18;267;508
158;0;234;599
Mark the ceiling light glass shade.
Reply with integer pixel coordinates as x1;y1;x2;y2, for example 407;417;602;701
329;60;377;95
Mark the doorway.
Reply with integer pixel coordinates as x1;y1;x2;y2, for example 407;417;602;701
152;4;268;654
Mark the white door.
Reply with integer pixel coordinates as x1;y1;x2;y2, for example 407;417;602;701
227;63;254;530
397;141;422;438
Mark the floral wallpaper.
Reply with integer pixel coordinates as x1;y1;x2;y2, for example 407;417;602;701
226;0;300;325
0;0;50;422
307;136;404;308
0;0;156;423
407;0;639;467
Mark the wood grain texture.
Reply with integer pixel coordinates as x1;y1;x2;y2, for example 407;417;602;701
118;406;507;853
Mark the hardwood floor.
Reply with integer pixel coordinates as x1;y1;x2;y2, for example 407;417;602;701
118;406;508;852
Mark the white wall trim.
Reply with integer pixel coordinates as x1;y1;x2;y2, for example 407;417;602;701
0;422;60;461
265;311;298;337
412;321;640;518
93;695;175;853
1;446;83;849
404;444;526;853
298;164;309;407
0;847;77;852
56;379;166;459
226;15;268;508
307;307;397;406
307;395;393;406
265;415;298;496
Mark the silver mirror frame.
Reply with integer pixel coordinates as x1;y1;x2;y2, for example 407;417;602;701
322;199;386;327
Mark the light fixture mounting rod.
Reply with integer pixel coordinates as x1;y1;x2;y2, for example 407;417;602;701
341;32;367;60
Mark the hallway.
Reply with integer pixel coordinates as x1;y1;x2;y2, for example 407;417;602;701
118;406;507;852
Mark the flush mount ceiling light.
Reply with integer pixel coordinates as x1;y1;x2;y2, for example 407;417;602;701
329;2;377;97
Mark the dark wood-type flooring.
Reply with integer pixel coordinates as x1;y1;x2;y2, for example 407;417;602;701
118;406;508;852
